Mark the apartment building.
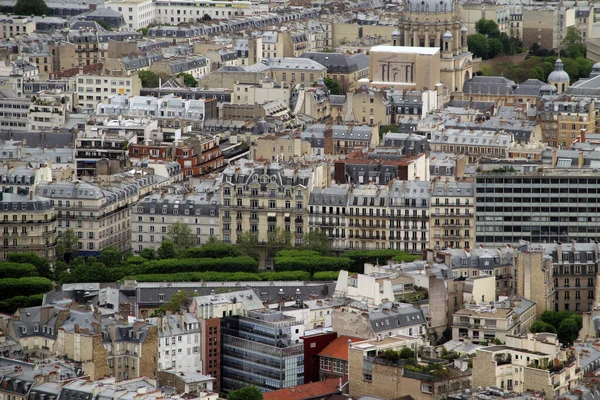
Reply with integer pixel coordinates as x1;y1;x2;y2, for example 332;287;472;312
0;15;34;38
151;313;201;373
348;336;468;400
0;193;57;263
76;117;157;177
153;0;263;25
474;170;600;247
232;80;291;107
451;298;536;344
301;124;379;156
35;177;157;256
0;97;30;132
253;134;312;162
219;159;328;260
149;56;209;79
473;333;580;398
333;151;429;185
536;95;597;148
514;251;555;318
73;73;142;112
132;183;220;253
67;28;142;67
105;0;156;30
27;97;69;132
522;5;574;50
429;129;513;163
263;57;327;87
221;311;305;393
429;181;475;250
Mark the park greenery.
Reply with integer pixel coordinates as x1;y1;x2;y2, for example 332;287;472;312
478;26;592;84
228;386;263;400
13;0;49;16
0;253;54;314
467;19;523;60
530;310;582;346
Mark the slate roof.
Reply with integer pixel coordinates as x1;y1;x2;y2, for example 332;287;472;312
300;52;361;73
369;302;425;332
512;78;545;96
463;76;516;96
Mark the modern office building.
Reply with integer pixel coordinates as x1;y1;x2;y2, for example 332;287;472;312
475;171;600;246
221;311;304;393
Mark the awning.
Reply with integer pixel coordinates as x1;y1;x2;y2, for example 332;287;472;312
267;212;277;217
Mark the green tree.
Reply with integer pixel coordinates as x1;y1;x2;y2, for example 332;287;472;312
228;386;263;400
177;73;198;88
562;26;586;59
236;231;260;260
158;240;177;259
468;34;490;60
140;248;156;260
531;66;545;81
266;227;291;257
138;26;149;35
475;19;500;38
99;247;122;268
322;77;343;95
152;290;194;316
166;221;197;250
557;318;579;346
303;230;332;255
138;70;160;88
56;228;79;262
7;253;51;278
13;0;49;16
93;19;112;31
530;320;557;334
488;38;504;58
206;235;220;244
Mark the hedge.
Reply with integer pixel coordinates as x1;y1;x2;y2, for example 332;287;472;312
343;249;420;272
0;277;53;301
0;294;44;314
142;256;258;274
179;244;241;259
131;270;311;282
0;263;39;279
313;271;341;281
274;254;353;274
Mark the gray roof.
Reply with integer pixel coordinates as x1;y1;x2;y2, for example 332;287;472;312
463;76;516;96
369;302;426;332
300;52;363;73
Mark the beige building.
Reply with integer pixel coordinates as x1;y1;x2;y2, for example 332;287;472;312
515;251;554;318
219;159;329;269
232;80;291;107
105;0;156;30
472;333;580;398
369;46;441;91
430;181;475;250
0;193;57;263
264;57;327;87
253;134;311;162
73;72;142;112
348;336;471;400
522;5;575;50
0;15;34;39
452;298;536;344
27;96;69;132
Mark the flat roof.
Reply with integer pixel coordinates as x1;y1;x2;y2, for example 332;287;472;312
370;45;440;55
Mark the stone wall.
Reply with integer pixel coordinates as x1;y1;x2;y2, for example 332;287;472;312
472;351;496;388
140;325;159;379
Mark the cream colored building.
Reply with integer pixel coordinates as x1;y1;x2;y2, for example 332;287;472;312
252;134;311;162
473;333;580;398
105;0;155;30
73;73;142;112
369;46;442;91
429;181;475;250
452;298;536;344
0;193;57;262
522;5;575;50
27;97;69;132
264;57;327;87
219;159;328;269
0;15;34;39
232;80;291;107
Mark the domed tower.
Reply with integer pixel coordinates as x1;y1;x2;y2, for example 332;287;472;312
590;62;600;78
442;30;453;59
392;29;401;46
461;25;468;53
540;83;557;97
548;58;570;94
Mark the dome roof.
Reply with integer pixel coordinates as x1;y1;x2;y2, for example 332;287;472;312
461;24;468;33
593;62;600;70
547;59;570;83
404;0;455;13
442;30;453;39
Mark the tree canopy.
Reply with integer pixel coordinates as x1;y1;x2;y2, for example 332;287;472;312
468;34;490;59
13;0;49;16
166;221;197;250
562;26;586;59
236;232;260;260
320;77;343;95
177;73;198;88
475;19;501;38
480;55;592;84
228;386;263;400
531;310;583;346
56;228;79;262
468;20;523;59
158;240;177;259
138;70;160;88
303;230;332;255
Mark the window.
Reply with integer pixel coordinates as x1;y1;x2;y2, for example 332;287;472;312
320;357;331;371
422;384;433;393
333;360;343;374
363;374;372;382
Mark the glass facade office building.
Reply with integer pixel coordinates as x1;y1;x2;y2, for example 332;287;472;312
221;311;304;392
